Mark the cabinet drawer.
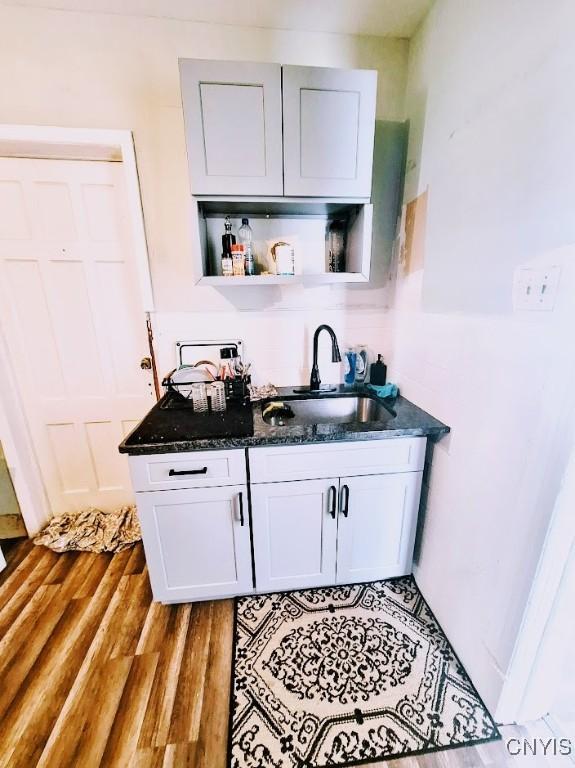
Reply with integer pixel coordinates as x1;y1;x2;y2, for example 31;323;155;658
129;449;246;492
248;438;425;483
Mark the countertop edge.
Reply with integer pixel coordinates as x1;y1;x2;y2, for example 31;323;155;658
119;424;450;456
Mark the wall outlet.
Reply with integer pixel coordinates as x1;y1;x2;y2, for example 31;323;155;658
513;265;561;311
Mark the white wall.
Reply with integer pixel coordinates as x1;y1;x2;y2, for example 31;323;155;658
392;0;575;714
508;444;575;724
0;4;407;384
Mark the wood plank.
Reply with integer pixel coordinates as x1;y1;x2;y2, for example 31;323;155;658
0;542;49;612
100;652;160;768
69;551;114;599
0;547;60;633
0;582;61;676
109;571;153;659
0;597;93;768
34;549;135;766
132;746;167;768
168;600;213;745
66;656;134;768
195;599;234;767
0;585;63;718
42;549;81;585
124;541;147;574
135;599;172;656
163;742;198;767
56;550;109;600
137;603;192;749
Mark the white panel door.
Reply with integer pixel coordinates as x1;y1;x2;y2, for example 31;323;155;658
282;65;377;197
336;472;422;584
251;478;338;593
179;59;284;195
0;157;154;516
136;485;253;602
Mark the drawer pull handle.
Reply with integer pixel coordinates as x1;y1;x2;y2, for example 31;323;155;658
168;467;208;476
328;485;337;519
340;484;349;518
238;492;245;526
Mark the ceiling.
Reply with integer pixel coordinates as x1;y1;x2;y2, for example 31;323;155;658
1;0;433;37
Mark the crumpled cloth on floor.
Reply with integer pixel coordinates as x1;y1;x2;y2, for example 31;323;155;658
33;506;141;553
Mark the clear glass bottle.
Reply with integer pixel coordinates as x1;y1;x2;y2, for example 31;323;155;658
328;220;346;272
238;217;255;276
221;216;235;259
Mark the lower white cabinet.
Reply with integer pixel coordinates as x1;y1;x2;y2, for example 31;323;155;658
250;472;423;592
335;473;422;584
136;485;253;603
131;438;427;603
251;478;338;592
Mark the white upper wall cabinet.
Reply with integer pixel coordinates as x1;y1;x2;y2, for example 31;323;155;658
179;59;284;196
180;60;377;199
282;65;377;198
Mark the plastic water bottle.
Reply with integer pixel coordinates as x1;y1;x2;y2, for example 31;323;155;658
238;218;255;276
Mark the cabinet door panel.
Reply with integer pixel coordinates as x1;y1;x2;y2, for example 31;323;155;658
282;65;377;197
336;472;422;584
251;479;338;593
179;59;283;195
137;485;253;602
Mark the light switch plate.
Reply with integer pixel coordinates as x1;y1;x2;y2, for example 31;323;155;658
513;265;561;311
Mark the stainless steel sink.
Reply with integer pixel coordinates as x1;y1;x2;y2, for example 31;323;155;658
262;395;393;427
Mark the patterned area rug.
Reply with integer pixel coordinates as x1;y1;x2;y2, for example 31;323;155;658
229;577;500;767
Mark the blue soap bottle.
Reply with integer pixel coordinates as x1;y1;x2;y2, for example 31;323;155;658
344;348;356;385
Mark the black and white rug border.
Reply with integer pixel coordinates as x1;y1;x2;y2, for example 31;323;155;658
226;575;501;768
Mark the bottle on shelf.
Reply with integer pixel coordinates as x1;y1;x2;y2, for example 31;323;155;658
328;219;346;273
231;243;246;276
221;216;236;258
221;251;233;277
238;217;255;276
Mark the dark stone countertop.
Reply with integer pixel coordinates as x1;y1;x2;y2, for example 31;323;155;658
119;386;449;456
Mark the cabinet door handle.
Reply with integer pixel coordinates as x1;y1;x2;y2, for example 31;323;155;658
340;484;349;518
328;485;337;519
238;491;245;526
168;467;208;476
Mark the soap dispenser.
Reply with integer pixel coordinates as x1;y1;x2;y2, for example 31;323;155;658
369;354;387;385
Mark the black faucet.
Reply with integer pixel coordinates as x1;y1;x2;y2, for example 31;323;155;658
309;324;342;391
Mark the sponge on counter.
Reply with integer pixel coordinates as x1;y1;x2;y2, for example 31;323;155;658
365;383;399;399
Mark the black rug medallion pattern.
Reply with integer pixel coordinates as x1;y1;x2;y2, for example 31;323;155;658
229;577;500;767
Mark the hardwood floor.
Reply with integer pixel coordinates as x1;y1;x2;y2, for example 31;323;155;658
0;540;567;767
